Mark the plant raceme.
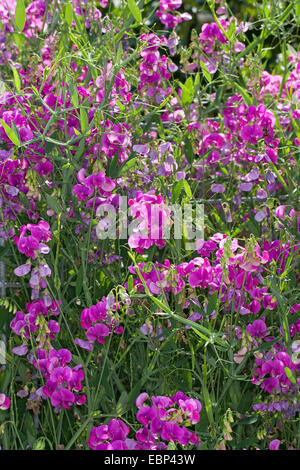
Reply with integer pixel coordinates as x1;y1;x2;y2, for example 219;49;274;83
88;392;201;450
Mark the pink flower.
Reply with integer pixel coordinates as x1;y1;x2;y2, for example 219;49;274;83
50;388;75;409
269;439;280;450
0;393;10;410
86;323;110;344
275;205;286;219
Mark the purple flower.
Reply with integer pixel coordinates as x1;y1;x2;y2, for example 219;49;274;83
88;420;130;450
269;439;280;450
136;393;149;408
133;144;149;155
275;205;286;219
176;171;186;180
254;210;267;222
50;388;75;409
240;182;253;192
14;263;31;277
74;338;94;351
211;183;225;193
246;318;267;339
244;169;260;181
256;189;267;200
12;344;28;356
86;323;110;344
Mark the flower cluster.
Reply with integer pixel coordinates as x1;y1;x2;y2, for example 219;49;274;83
13;221;51;259
72;169;116;203
138;33;172;102
13;221;52;300
127;234;282;317
128;191;172;253
9;222;86;413
100;120;132;164
32;348;86;411
88;391;201;450
251;347;299;395
95;63;132;109
10;299;60;350
156;0;192;29
75;295;124;351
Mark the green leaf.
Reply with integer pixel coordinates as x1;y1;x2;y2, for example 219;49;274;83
116;42;123;65
67;76;79;107
108;151;120;178
192;327;213;344
167;441;177;450
189;299;205;316
45;194;60;213
202;365;215;429
233;83;252;106
207;291;218;316
76;266;84;297
127;0;142;22
128;275;134;293
172;179;184;203
74;137;86;161
80;108;88;133
0;80;6;94
296;0;300;25
184;136;194;165
238;416;258;425
185;76;194;93
65;2;73;27
116;391;128;415
200;61;212;82
0;119;20;146
179;81;193;104
33;439;46;451
15;0;26;32
284;367;297;385
194;72;200;91
13;32;25;51
227;17;236;40
11;121;21;143
119;156;137;175
24;414;36;446
10;65;21;93
183;180;192;199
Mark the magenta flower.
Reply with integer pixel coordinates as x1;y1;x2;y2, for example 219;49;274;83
86;323;110;344
50;366;73;384
128;191;171;253
0;393;10;410
88;420;130;450
136;393;149;408
246;318;268;339
50;388;75;409
269;439;280;450
275;205;286;219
